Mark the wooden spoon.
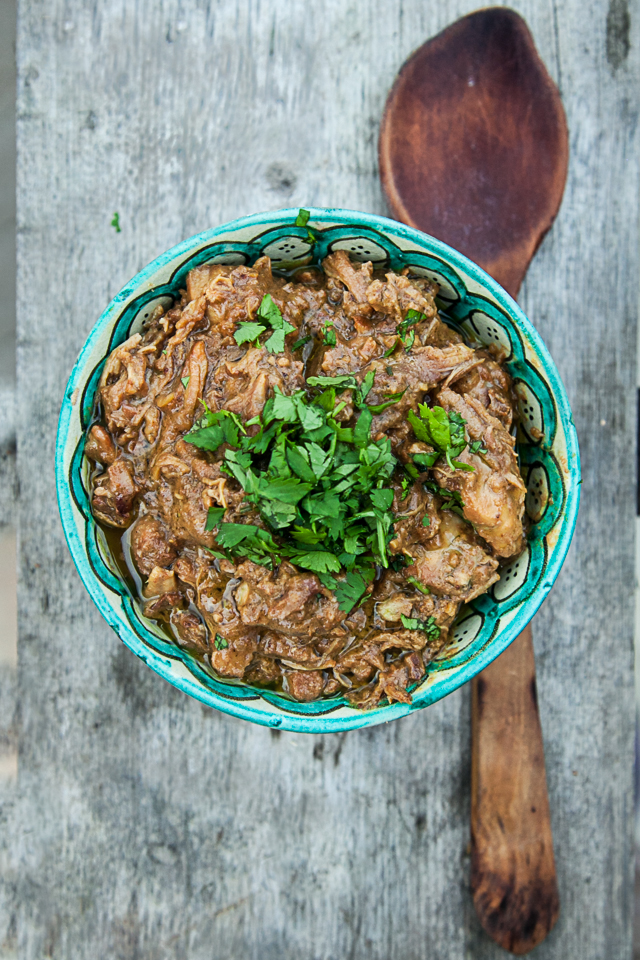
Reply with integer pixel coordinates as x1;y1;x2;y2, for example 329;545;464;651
379;8;567;955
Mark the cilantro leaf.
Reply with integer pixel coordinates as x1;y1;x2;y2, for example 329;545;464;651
353;407;373;447
185;410;240;451
295;208;311;227
234;321;267;346
401;613;440;642
205;506;225;531
291;551;341;574
292;335;312;351
252;294;297;354
406;575;430;595
214;634;229;650
333;570;371;614
181;376;190;389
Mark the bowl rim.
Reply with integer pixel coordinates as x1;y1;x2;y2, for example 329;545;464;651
56;206;580;733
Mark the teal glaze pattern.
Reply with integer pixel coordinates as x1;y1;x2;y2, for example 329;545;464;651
56;208;580;733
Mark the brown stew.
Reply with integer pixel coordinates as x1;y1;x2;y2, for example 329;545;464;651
87;251;525;708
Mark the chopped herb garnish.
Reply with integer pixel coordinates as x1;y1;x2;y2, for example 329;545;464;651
401;613;440;641
408;403;476;472
292;335;312;351
205;506;225;531
397;308;425;350
188;386;398;604
181;376;190;389
295;209;316;243
322;320;336;346
383;340;398;358
234;320;267;346
110;212;121;233
184;404;246;451
406;575;430;595
421;515;431;527
425;479;466;518
469;439;488;455
233;294;296;352
214;634;229;650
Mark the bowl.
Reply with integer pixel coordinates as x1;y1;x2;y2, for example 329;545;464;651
56;207;580;733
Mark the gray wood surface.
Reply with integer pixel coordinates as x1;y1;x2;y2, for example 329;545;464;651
4;1;638;957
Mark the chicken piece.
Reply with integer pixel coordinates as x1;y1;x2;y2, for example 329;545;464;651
85;424;116;464
366;272;437;324
156;339;209;445
143;566;178;598
186;263;229;301
451;354;515;429
389;481;440;556
207;345;304;421
143;592;185;620
322;251;373;305
129;514;177;577
406;511;499;601
433;387;525;557
259;632;335;668
244;656;282;686
285;670;326;702
99;334;148;431
91;459;139;528
209;633;258;678
170;609;208;652
347;651;425;709
233;561;343;638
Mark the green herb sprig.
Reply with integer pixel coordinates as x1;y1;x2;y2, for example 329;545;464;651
400;613;441;642
234;294;296;353
184;383;400;612
408;404;476;472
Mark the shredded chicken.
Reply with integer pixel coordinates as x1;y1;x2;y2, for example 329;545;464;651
88;251;525;709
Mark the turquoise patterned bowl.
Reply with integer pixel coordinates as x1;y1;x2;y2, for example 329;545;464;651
56;208;580;732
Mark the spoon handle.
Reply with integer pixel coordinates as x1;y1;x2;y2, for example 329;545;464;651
471;624;560;954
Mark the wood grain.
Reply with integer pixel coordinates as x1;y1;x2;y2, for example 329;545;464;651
471;627;559;954
380;13;564;951
379;7;568;300
3;1;638;958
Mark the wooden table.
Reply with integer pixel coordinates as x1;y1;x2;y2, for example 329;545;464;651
3;1;637;956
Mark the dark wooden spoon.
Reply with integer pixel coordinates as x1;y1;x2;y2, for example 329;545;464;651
379;8;568;955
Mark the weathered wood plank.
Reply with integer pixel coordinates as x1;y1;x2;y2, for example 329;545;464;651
6;1;638;957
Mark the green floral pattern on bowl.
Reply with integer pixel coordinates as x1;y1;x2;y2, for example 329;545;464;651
55;208;580;733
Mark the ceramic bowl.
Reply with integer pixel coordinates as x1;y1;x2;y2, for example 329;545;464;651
56;207;580;733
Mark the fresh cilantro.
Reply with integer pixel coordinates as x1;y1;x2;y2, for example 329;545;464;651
367;389;406;415
322;321;336;346
400;613;440;641
421;515;431;527
294;208;316;243
205;506;225;531
290;551;341;574
200;387;399;594
408;403;476;472
233;296;296;352
425;479;466;518
181;376;190;389
383;341;398;358
332;570;372;614
258;294;297;353
184;406;245;452
292;335;312;351
214;634;229;650
470;439;488;455
406;575;430;595
234;320;267;346
110;212;121;233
